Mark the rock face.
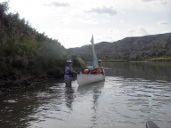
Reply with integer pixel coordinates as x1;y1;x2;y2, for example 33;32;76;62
69;33;171;60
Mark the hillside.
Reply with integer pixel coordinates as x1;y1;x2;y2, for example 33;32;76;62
69;33;171;61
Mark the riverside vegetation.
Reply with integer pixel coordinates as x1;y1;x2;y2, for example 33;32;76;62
0;2;86;92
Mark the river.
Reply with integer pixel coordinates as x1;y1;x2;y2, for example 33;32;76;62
0;62;171;128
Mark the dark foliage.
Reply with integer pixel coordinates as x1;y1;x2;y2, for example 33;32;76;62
0;2;86;81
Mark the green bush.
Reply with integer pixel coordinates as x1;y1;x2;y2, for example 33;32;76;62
0;2;86;80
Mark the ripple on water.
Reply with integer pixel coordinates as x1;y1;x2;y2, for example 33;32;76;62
3;99;18;103
0;75;171;128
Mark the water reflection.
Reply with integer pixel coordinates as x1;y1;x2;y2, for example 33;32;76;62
78;81;104;127
0;83;51;128
65;87;75;110
102;62;171;82
77;81;104;94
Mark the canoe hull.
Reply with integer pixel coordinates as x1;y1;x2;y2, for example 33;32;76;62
77;73;105;85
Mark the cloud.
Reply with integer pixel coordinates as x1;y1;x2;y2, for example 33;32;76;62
6;0;171;48
157;21;169;25
139;28;148;35
141;0;157;2
86;6;117;16
128;28;148;37
48;2;70;7
140;0;171;5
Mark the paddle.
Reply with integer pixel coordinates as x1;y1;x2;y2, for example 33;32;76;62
146;121;160;128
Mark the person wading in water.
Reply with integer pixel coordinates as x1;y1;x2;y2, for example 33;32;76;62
64;60;77;87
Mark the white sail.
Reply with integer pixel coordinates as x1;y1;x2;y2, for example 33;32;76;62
90;35;99;69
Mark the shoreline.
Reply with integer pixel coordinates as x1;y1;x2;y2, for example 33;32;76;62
101;57;171;62
0;76;48;95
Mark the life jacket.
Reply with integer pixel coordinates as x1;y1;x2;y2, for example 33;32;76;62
83;69;90;74
83;68;104;75
64;66;74;78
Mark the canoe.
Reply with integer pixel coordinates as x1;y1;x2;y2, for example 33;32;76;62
77;70;105;85
77;35;105;85
77;73;105;85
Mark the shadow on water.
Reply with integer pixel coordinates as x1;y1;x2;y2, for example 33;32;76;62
0;81;63;128
102;62;171;82
64;87;75;110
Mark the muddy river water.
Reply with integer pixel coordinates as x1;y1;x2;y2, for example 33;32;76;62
0;62;171;128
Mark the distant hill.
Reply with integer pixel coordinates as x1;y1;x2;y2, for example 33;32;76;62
69;33;171;61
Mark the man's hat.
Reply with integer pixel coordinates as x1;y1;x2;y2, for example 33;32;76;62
66;60;72;63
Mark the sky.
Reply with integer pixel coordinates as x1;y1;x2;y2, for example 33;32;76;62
0;0;171;48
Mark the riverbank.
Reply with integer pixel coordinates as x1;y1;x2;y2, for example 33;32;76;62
0;75;48;95
144;56;171;62
101;59;127;62
1;57;170;95
102;56;171;62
